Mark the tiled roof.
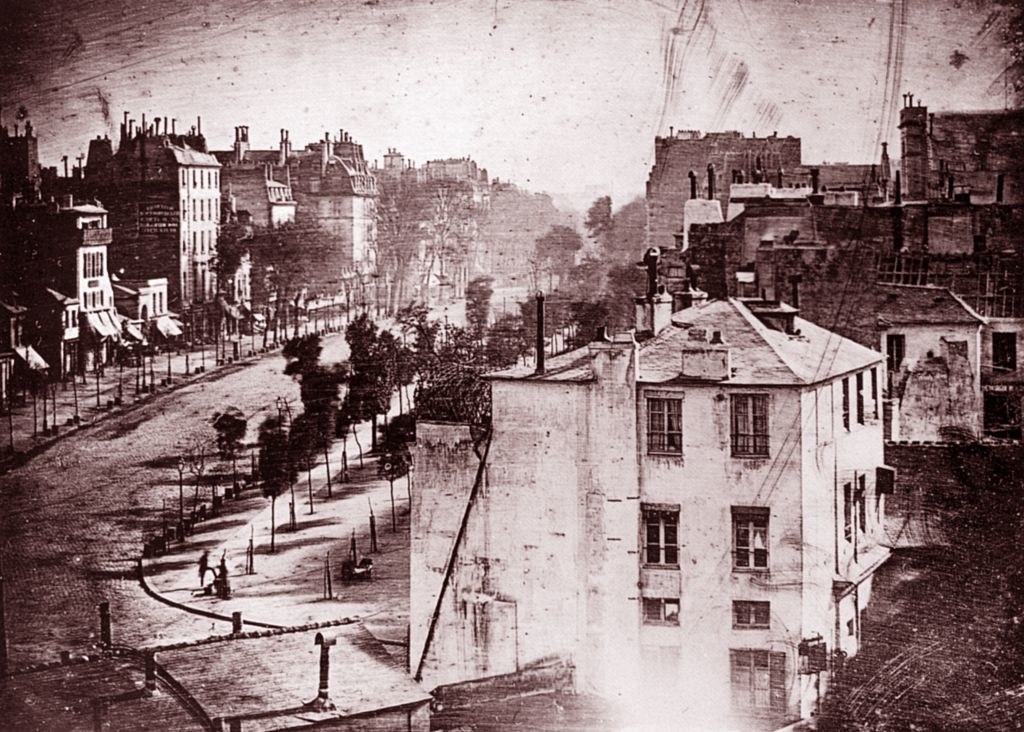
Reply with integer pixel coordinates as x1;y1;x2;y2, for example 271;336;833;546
156;622;429;725
639;298;882;385
876;285;986;326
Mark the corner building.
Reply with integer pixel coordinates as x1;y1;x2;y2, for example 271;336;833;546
412;297;892;731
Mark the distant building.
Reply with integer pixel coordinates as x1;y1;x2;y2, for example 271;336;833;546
214;126;296;228
412;292;891;730
900;93;1024;204
84;114;221;336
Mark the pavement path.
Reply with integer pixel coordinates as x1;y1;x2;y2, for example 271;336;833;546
0;324;380;671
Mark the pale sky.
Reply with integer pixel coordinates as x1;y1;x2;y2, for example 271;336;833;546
0;0;1014;210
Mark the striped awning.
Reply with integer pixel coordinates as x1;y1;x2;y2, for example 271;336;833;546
155;315;183;338
13;346;48;371
85;311;120;339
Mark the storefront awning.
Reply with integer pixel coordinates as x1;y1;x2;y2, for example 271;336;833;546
154;315;183;338
122;319;146;342
13;346;48;371
85;311;120;339
218;297;244;320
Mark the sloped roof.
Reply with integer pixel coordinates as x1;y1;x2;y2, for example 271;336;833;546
169;145;220;167
639;298;882;386
45;287;78;304
490;298;881;386
876;285;987;327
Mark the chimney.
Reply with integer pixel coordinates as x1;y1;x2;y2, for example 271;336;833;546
681;332;731;381
810;168;820;194
706;163;716;200
788;274;802;309
535;292;545;374
688;169;697;200
171;118;177;134
196;116;202;135
894;170;902;205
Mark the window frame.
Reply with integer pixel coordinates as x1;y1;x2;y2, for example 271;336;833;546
730;394;770;457
732;507;769;572
841;378;850;431
643;505;680;566
729;649;787;713
646;395;683;456
733;600;771;629
642;597;680;625
855;372;865;425
993;331;1017;372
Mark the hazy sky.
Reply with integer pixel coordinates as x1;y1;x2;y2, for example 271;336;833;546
0;0;1014;210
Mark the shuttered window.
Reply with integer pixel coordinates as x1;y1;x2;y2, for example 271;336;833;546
729;649;786;712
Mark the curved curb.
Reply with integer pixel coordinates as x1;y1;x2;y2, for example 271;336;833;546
136;557;283;630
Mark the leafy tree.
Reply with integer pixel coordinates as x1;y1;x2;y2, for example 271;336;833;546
212;407;247;488
212;220;250;296
289;411;319;515
484;313;530;368
376;177;431;312
380;412;416;452
258;415;295;552
534;225;583;289
584;195;613;240
605;263;647;331
465;275;494;338
567;300;610;349
423;180;476;298
377;444;411;530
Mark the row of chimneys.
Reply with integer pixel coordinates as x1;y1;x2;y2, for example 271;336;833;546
120;111;201;139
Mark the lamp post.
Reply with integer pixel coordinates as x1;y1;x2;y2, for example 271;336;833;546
176;457;185;527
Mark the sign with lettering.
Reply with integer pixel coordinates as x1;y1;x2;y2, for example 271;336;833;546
138;203;179;235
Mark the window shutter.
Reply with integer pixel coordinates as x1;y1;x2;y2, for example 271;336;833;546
876;465;896;495
769;651;787;712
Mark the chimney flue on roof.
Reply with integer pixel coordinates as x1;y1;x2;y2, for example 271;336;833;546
688;169;697;200
894;170;902;205
707;163;716;200
535;292;546;375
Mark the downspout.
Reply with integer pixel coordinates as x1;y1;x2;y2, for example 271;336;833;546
414;430;492;682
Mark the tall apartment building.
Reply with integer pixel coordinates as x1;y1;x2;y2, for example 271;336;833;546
412;294;892;730
85;114;221;328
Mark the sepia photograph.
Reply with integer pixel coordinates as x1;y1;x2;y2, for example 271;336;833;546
0;0;1022;729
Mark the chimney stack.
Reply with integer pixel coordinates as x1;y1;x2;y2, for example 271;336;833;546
688;170;697;200
307;633;338;711
535;292;545;374
810;168;820;194
894;170;902;205
706;163;716;200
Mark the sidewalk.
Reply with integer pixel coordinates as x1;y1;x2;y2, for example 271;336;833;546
140;408;412;662
0;318;341;468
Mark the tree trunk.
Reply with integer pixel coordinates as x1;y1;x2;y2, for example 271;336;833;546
371;414;377;452
307;457;314;514
353;424;364;466
390;478;396;531
323;443;332;497
289;482;296;529
341;435;349;480
270;494;277;553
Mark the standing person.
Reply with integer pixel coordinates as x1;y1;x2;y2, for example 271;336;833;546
198;550;210;587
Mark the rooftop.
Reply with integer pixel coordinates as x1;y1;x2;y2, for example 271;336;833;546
640;298;882;385
155;621;429;727
876;285;986;327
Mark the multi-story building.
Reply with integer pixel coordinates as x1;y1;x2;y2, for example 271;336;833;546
213;126;296;229
900;93;1024;204
412;292;891;730
85;114;221;335
5;197;120;375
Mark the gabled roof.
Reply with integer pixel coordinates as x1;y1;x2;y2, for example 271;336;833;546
639;298;882;386
44;288;78;305
876;285;987;327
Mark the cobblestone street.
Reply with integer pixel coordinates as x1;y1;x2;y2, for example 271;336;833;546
0;329;370;670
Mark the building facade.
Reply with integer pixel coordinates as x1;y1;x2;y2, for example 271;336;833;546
412;296;891;730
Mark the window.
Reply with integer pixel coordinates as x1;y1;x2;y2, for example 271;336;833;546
642;597;680;624
732;507;769;570
841;378;850;430
647;397;682;454
886;334;905;373
843;482;853;542
856;372;865;425
731;394;769;456
730;650;786;713
993;332;1017;372
643;507;679;565
872;366;880;417
733;601;771;629
856;474;867;535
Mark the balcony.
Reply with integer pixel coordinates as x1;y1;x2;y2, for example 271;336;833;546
80;228;112;247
